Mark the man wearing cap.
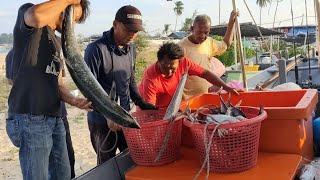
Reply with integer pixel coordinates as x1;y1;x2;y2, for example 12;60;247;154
84;5;157;165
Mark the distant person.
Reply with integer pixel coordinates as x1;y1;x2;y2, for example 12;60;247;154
5;49;13;85
6;1;91;179
84;5;157;165
139;42;239;108
178;11;238;100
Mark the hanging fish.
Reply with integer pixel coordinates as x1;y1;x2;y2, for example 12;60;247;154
61;6;139;128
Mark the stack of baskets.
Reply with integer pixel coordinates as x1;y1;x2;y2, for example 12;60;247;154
122;109;182;166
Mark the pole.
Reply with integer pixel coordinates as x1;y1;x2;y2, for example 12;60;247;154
234;31;238;70
315;0;320;66
232;0;247;90
219;0;221;24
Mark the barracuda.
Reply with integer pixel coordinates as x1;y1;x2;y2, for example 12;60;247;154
61;6;140;128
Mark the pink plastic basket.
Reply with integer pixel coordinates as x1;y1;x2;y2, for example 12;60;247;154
123;109;182;166
184;106;267;173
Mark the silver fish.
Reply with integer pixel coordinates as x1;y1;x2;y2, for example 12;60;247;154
61;6;140;128
163;67;189;120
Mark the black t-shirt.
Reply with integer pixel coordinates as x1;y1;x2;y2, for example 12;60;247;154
8;3;63;117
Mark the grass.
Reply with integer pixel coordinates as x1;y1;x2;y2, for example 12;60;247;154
0;77;11;113
73;112;85;124
135;48;157;84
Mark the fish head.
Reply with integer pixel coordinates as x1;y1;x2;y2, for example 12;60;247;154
219;93;228;114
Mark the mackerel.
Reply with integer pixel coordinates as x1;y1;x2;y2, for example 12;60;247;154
163;67;189;120
61;6;140;128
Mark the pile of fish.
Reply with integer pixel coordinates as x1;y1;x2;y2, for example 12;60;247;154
185;91;257;126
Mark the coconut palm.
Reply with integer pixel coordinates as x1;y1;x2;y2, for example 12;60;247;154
181;10;197;32
256;0;271;26
273;0;284;28
163;24;171;37
173;1;184;32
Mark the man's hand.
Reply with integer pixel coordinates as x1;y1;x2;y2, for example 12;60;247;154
71;97;93;111
229;10;240;22
107;119;122;132
136;99;159;110
223;85;244;96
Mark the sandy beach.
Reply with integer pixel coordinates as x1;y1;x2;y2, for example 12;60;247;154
0;67;97;179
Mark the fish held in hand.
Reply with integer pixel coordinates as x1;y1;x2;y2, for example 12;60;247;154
61;6;139;128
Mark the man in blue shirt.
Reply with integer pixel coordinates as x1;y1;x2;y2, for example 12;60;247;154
85;5;157;165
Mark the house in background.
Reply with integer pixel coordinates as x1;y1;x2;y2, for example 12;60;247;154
274;25;316;44
168;32;187;39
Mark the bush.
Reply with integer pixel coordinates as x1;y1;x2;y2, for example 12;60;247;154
212;36;256;67
134;33;149;52
135;57;148;83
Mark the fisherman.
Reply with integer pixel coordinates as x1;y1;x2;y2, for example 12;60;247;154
84;5;157;165
139;42;239;109
6;1;90;179
178;11;239;100
6;46;77;178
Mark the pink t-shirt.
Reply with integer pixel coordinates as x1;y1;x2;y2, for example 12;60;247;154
139;57;205;108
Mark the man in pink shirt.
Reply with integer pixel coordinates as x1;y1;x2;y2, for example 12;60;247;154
139;42;239;108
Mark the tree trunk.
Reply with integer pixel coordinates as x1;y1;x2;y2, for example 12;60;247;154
260;7;262;26
175;15;178;32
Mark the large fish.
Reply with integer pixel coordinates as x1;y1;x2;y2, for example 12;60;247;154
61;6;140;128
163;67;189;120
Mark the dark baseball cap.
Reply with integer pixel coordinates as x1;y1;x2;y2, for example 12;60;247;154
115;5;143;31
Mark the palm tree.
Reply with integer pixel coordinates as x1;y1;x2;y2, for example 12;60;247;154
256;0;271;26
163;24;171;37
173;1;184;32
181;10;197;32
273;0;284;28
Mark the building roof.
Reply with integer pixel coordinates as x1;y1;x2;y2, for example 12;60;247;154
168;32;187;39
210;22;283;37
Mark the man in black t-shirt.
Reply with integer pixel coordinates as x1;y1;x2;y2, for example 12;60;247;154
6;1;90;179
6;47;76;178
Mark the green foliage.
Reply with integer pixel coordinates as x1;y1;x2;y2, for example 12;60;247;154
135;57;148;83
134;33;149;52
256;0;271;7
180;10;197;32
163;24;171;36
0;33;13;44
173;1;184;16
212;36;256;67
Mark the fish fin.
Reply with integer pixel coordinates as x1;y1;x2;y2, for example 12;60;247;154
219;94;227;114
235;99;243;107
110;81;117;102
259;103;264;115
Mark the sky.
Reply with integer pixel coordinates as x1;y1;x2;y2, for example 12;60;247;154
0;0;317;37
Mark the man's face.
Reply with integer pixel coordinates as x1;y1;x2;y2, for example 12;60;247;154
158;56;180;78
114;21;139;47
191;21;211;44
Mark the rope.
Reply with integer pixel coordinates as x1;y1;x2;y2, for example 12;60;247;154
100;129;118;153
193;123;223;180
243;0;269;51
154;116;178;162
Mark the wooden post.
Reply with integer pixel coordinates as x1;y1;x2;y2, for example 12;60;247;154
315;0;320;65
232;0;248;90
